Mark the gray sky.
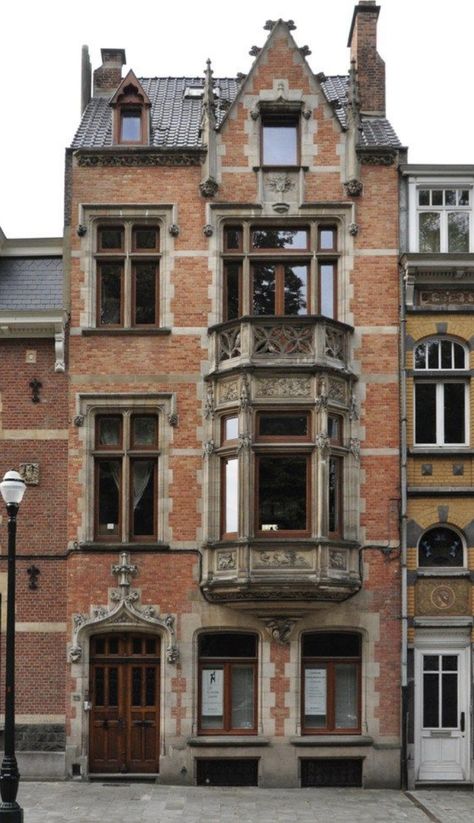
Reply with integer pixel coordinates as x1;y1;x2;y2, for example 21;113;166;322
2;0;473;238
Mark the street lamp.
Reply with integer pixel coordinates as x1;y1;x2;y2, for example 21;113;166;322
0;470;26;823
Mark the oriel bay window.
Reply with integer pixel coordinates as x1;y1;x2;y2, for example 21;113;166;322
256;411;310;536
94;413;159;541
302;633;361;734
222;223;338;320
96;223;160;328
414;338;468;446
199;633;257;734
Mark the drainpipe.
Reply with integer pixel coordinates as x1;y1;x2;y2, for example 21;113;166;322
400;255;409;790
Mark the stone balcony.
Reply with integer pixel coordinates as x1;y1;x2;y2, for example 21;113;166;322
207;316;353;375
200;538;361;609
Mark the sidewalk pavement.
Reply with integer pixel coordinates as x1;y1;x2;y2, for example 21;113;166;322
14;781;474;823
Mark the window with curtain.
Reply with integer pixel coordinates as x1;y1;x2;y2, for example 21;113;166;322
94;412;159;541
301;632;361;734
198;633;257;734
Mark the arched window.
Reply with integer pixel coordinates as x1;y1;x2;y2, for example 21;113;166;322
413;338;468;446
418;526;464;567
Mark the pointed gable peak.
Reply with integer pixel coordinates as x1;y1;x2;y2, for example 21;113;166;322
109;69;150;108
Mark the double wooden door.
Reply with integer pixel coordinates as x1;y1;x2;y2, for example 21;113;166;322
89;634;160;773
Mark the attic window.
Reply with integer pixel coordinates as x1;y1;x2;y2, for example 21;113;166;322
120;109;142;142
184;86;204;99
262;116;298;167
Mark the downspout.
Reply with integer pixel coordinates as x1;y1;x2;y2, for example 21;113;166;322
399;250;409;788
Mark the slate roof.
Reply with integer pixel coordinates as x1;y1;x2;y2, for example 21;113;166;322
0;257;63;311
71;74;401;151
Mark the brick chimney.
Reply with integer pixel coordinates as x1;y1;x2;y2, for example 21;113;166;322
347;1;385;116
93;48;126;98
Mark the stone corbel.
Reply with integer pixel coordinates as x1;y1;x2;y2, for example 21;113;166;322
263;617;299;644
54;328;66;372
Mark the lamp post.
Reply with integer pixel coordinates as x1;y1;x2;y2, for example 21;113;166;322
0;470;26;823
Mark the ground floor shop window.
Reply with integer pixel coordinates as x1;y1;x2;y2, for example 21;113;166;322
302;632;361;734
198;633;257;734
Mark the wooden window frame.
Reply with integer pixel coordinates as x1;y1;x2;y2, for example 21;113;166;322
328;413;343;446
328;455;343;538
255;451;311;538
223;261;242;322
251;260;310;317
93;412;159;543
250;226;310;253
96;222;161;329
131;260;160;328
318;260;337;319
318;225;338;253
220;455;239;539
198;634;258;735
301;634;362;735
256;410;311;443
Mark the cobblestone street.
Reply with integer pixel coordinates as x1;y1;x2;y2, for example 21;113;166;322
14;782;474;822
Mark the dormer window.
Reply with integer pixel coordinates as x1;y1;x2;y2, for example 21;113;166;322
262;116;298;166
120;109;142;142
110;69;151;146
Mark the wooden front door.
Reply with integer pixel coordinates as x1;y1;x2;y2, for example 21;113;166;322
89;633;160;773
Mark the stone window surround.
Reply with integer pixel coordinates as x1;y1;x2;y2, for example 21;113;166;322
75;204;177;332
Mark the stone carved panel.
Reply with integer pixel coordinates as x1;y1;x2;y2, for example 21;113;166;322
324;327;346;362
19;463;40;485
253;550;311;569
218;326;241;361
329;550;347;571
219;380;239;403
419;290;474;307
255;376;311;398
216;551;236;571
328;379;346;403
415;578;470;616
253;324;314;356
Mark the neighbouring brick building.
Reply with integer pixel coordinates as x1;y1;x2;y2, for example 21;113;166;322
1;1;410;788
400;164;474;787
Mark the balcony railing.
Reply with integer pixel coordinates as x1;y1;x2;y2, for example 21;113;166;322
208;316;353;374
201;538;361;608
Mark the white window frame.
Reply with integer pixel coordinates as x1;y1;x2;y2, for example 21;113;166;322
414;381;468;447
407;177;474;254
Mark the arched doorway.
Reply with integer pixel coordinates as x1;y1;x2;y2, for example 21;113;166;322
89;633;160;773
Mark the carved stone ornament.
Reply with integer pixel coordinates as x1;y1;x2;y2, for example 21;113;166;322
285;19;296;30
77;152;202;168
69;551;179;664
344;178;363;197
168;223;180;237
328;379;346;403
349;222;359;236
19;463;40;485
199;177;219;197
315;432;330;454
217;551;236;571
218;326;241;361
255;550;310;568
254;323;313;356
73;414;85;427
250;108;260;121
349;437;361;461
203;439;215;457
349;393;359;421
302;108;312;120
263;19;275;30
255;376;311;398
272;202;290;214
238;432;252;451
315;393;328;410
268;174;295;195
77;224;87;237
419;289;474;306
168;412;179;427
263;618;298;645
240;374;251;409
359;152;395;166
203;224;214;237
416;578;470;617
249;46;261;57
219;380;239;404
55;331;66;373
329;550;347;571
299;46;312;57
325;328;346;362
204;383;215;419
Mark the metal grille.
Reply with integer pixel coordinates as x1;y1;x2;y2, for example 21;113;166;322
301;758;362;787
196;758;258;786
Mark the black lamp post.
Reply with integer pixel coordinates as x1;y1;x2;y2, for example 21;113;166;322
0;470;26;823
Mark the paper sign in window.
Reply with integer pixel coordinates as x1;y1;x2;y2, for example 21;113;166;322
201;669;224;716
304;668;327;715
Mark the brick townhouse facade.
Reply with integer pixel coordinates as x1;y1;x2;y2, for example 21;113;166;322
0;1;423;788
